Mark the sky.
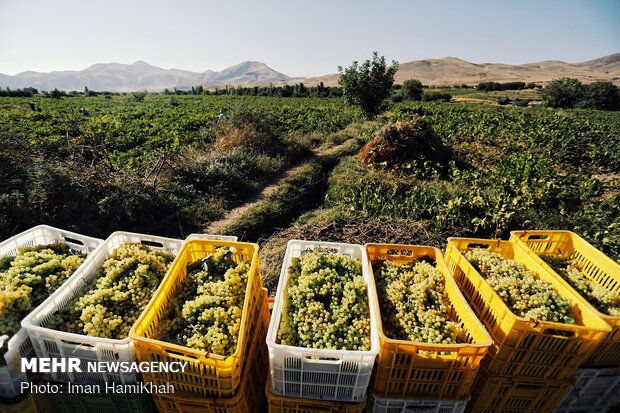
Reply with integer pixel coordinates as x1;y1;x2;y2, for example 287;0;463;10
0;0;619;77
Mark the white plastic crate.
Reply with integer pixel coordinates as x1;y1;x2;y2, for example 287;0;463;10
368;393;468;413
266;240;380;402
0;225;102;398
554;367;620;413
21;231;182;385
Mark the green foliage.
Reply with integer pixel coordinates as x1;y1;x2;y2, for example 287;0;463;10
577;81;620;111
402;79;423;101
338;52;399;119
132;91;147;102
541;78;586;108
422;92;452;102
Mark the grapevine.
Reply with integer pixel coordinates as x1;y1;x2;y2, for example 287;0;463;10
465;249;575;324
0;243;85;337
277;251;371;351
46;243;174;339
154;246;250;357
540;254;620;316
373;258;464;344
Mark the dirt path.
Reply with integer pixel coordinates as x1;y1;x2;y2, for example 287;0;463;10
205;137;357;234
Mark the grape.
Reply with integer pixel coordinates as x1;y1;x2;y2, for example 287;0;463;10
373;258;464;344
465;249;575;324
277;251;371;351
540;254;620;316
0;243;86;337
153;246;250;357
46;243;174;339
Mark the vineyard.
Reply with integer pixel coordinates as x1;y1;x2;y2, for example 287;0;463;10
1;95;619;289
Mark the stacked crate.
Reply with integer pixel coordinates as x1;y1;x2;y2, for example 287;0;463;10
265;240;377;413
365;244;493;413
129;238;270;413
510;230;620;413
0;226;103;412
19;231;183;413
444;237;612;413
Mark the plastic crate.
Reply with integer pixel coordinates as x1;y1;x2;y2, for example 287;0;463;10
468;372;571;413
151;288;269;413
130;239;264;398
266;240;380;402
50;386;155;413
20;232;183;385
0;225;103;398
367;243;492;400
510;229;620;366
444;238;611;380
368;393;468;413
265;377;366;413
554;367;620;413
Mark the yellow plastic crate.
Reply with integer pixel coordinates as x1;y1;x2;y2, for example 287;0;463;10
266;375;366;413
510;229;620;366
366;243;492;400
444;238;610;380
129;239;265;398
151;288;269;413
467;372;571;413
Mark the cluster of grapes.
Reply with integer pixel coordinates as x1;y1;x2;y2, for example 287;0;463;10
46;243;174;339
277;251;371;351
540;254;620;316
0;243;85;337
373;258;464;344
465;249;575;324
154;247;250;356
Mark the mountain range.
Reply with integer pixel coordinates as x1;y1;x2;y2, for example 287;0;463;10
1;53;619;92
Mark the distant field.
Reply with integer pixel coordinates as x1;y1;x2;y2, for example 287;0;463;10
1;94;619;282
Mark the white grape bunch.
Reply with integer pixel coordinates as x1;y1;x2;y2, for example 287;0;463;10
46;243;174;339
277;251;371;351
465;249;575;324
0;243;86;337
154;246;250;357
373;258;464;344
540;254;620;316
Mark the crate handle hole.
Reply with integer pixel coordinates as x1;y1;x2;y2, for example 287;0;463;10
386;249;413;257
63;236;84;246
527;235;549;240
467;243;490;249
542;328;576;338
141;240;164;248
304;356;341;364
165;349;200;361
61;339;94;347
405;407;435;412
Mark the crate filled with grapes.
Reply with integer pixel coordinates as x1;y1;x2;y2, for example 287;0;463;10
366;243;492;400
444;237;611;381
0;225;102;398
266;240;380;402
510;229;620;366
21;231;182;385
149;288;269;413
130;238;266;398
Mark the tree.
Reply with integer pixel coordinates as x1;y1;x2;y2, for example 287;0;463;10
577;81;619;111
402;79;423;101
541;78;585;108
338;52;399;119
